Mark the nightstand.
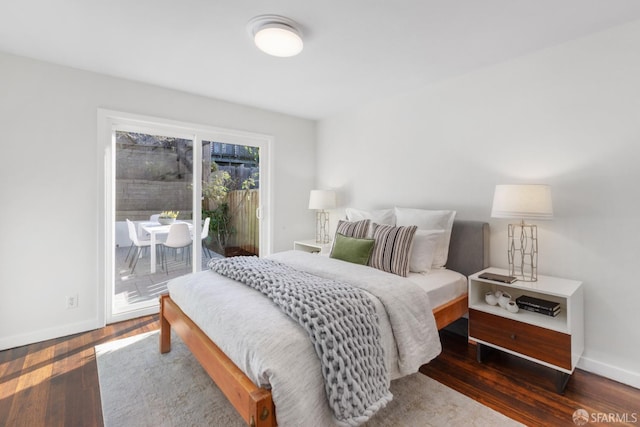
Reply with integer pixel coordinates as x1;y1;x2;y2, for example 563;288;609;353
468;268;584;393
293;239;331;255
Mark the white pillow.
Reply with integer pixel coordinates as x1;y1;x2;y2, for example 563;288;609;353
345;207;395;225
394;207;456;269
409;229;445;273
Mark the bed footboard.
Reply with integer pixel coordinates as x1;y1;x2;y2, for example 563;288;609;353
159;294;276;427
159;289;468;426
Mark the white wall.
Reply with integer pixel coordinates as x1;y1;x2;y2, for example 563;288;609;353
0;51;316;349
317;21;640;388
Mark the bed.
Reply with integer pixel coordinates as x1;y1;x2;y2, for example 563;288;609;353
159;219;489;427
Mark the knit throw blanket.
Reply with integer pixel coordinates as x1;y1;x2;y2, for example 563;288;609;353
210;256;392;426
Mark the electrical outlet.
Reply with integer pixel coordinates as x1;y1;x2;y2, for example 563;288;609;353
66;294;79;309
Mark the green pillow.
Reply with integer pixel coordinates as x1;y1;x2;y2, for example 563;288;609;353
330;233;375;265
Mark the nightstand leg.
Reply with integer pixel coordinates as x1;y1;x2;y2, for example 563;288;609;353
476;343;491;363
555;371;571;394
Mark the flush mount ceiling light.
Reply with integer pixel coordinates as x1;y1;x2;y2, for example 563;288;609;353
248;15;303;57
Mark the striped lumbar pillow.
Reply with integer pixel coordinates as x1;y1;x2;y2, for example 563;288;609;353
369;223;418;277
335;219;371;239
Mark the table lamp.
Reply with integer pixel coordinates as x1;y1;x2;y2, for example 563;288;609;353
491;184;553;281
308;190;336;244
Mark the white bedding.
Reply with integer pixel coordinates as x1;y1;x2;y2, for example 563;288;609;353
406;268;467;309
167;251;447;426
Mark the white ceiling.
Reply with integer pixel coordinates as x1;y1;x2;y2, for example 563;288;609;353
2;1;640;120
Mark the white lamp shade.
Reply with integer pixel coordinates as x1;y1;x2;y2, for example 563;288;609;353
491;184;553;220
308;190;336;210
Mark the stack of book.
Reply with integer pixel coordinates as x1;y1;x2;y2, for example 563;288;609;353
516;295;561;317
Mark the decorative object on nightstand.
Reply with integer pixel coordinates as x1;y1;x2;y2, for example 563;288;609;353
491;184;553;282
484;289;519;313
506;301;519;313
498;292;512;309
485;291;498;306
308;190;336;244
468;268;584;393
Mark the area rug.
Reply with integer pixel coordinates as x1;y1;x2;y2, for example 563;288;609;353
96;331;523;427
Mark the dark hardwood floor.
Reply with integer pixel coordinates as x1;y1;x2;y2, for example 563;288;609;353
421;323;640;426
1;316;638;426
0;316;157;427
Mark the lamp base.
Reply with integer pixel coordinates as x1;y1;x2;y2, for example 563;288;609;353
508;221;538;282
316;210;330;244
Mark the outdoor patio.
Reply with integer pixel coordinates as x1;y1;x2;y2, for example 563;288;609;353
111;135;259;314
114;244;222;312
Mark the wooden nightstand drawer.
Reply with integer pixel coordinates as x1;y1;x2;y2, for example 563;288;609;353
469;309;572;370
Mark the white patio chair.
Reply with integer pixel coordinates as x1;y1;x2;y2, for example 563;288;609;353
200;217;212;258
125;219;152;274
160;222;192;274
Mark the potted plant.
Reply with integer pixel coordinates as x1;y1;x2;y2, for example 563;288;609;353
158;210;179;225
206;203;234;252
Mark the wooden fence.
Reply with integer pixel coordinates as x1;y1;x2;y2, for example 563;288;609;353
227;189;259;256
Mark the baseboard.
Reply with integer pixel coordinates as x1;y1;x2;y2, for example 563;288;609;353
0;318;102;351
578;356;640;389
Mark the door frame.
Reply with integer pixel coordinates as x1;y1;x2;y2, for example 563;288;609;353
97;109;272;325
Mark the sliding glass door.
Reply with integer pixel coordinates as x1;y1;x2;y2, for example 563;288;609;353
113;131;197;316
100;110;271;324
204;141;260;258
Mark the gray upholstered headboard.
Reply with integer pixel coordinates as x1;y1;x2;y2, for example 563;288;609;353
446;220;490;277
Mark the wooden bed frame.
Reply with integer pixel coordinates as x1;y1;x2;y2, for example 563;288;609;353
159;220;488;427
159;290;468;427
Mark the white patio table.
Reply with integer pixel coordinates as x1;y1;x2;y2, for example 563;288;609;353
139;221;193;273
